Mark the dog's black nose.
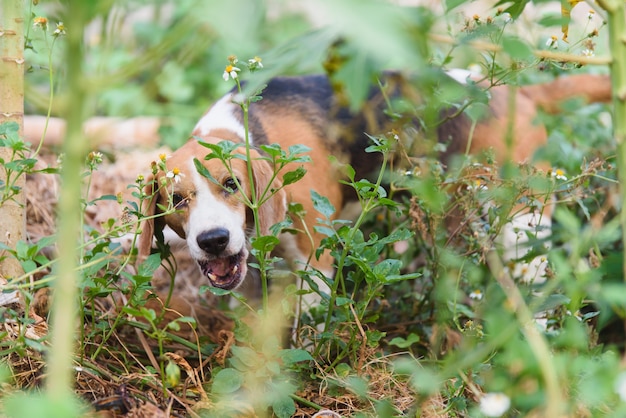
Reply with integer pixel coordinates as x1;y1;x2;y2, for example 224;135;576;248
197;228;230;255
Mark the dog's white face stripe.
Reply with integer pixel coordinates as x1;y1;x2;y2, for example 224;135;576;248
185;158;247;261
193;94;253;144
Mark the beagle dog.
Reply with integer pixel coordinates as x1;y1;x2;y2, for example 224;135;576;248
137;72;611;299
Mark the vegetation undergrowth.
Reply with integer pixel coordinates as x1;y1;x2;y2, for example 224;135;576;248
1;1;626;417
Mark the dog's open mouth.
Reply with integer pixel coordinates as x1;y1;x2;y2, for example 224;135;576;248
198;250;246;290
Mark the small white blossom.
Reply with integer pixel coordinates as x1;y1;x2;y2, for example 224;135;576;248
479;392;511;417
550;168;567;181
467;179;488;191
53;22;66;36
546;35;558;49
502;12;512;23
587;10;595;20
166;168;185;183
469;289;484;301
581;49;594;57
223;64;241;81
248;56;263;70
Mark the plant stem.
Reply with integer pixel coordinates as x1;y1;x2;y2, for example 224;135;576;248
487;253;564;416
45;2;89;407
596;0;626;281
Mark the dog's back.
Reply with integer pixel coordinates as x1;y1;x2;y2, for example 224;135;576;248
198;72;612;188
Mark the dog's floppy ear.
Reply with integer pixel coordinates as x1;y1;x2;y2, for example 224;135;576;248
137;175;165;263
250;155;288;237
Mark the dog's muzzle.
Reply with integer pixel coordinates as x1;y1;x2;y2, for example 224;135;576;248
196;228;247;289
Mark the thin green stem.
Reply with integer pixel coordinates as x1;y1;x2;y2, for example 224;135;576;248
33;35;58;157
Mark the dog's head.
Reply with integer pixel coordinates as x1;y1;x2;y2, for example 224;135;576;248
137;139;287;290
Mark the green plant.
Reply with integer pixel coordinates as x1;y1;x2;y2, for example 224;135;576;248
3;1;626;417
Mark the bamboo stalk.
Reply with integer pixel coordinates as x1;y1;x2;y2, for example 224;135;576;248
0;0;26;295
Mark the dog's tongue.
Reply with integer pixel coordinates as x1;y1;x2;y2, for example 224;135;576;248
210;257;230;276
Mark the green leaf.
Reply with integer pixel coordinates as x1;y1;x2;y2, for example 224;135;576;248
230;345;260;369
279;348;314;365
287;144;312;156
20;260;37;274
538;13;570;27
0;122;19;136
197;140;240;160
465;102;491;122
445;0;466;11
502;36;533;61
335;297;353;306
311;190;336;218
272;396;296;418
282;167;307;186
314;225;336;237
251;235;280;252
259;143;283;158
494;0;530;19
335;363;351;377
343;163;356;181
373;259;402;278
138;253;161;277
211;368;244;395
535;294;570;313
202;286;232;296
193;158;219;185
389;333;420;348
346;375;369;398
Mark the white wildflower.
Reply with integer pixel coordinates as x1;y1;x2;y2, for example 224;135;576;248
166;168;185;183
546;35;558;49
479;392;511;417
469;289;484;301
223;64;241;81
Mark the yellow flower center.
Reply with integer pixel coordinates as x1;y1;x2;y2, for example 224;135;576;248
172;167;181;176
226;65;234;73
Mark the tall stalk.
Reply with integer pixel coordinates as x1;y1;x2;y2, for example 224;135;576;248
45;2;89;410
596;0;626;280
0;0;25;291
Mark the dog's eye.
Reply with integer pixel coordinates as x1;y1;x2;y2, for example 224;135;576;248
223;177;239;194
172;192;186;208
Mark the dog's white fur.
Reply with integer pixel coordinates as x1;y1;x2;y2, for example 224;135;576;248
194;94;251;142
